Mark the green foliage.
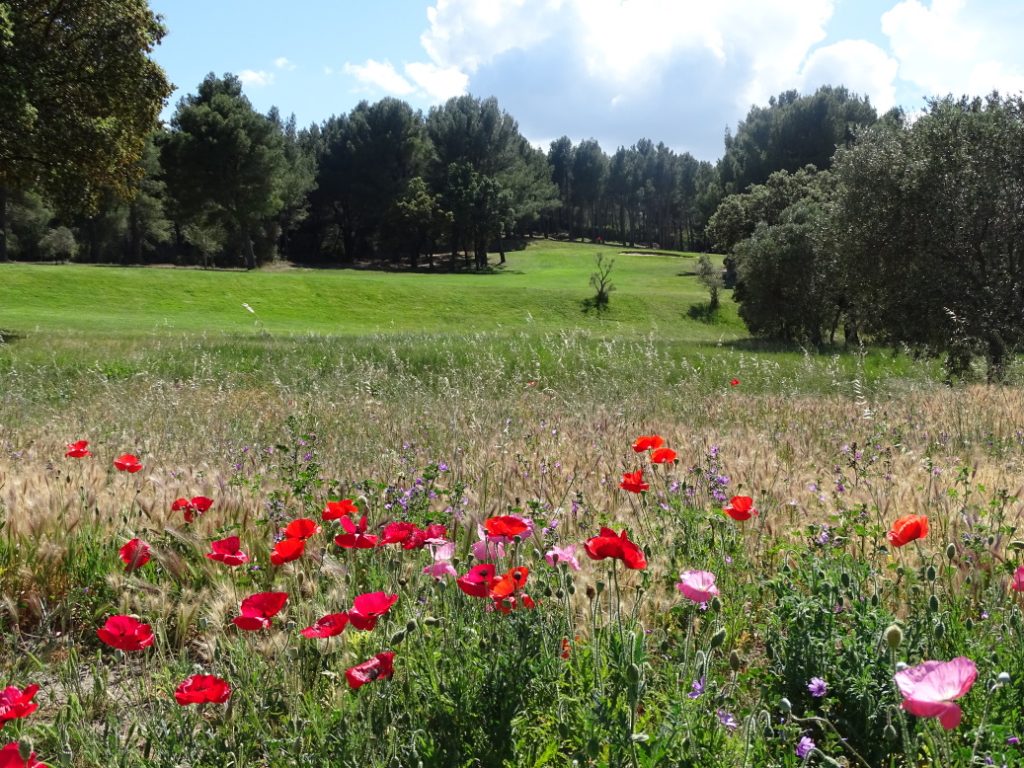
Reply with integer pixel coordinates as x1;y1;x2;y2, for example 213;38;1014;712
0;0;172;206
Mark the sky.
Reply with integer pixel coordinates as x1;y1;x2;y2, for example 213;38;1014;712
148;0;1024;162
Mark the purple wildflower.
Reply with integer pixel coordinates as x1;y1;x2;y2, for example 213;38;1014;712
807;677;828;698
717;709;738;731
796;736;815;759
688;676;705;699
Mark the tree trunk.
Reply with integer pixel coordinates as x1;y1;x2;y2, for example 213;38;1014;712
242;224;256;270
498;231;506;264
0;185;8;262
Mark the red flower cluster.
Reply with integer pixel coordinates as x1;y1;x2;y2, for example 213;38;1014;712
887;514;928;548
380;521;447;549
322;499;358;520
65;440;91;458
584;528;647;570
119;538;151;572
619;470;649;494
171;495;213;524
346;651;395;690
233;592;288;631
271;517;323;565
113;454;143;473
0;742;47;767
723;496;756;521
632;435;664;453
205;536;249;567
174;674;231;705
97;615;154;652
0;684;39;727
456;564;535;612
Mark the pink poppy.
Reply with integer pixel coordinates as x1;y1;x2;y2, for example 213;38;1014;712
544;545;580;571
423;541;457;581
1012;565;1024;592
676;570;719;603
457;563;497;598
894;657;977;730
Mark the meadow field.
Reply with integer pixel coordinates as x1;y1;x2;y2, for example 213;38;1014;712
1;240;1023;767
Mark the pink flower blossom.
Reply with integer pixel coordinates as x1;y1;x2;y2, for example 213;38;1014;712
423;541;457;580
544;545;580;571
676;570;719;603
894;657;977;730
471;534;505;561
1011;565;1024;592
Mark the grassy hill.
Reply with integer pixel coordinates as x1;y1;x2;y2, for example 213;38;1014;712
0;240;742;340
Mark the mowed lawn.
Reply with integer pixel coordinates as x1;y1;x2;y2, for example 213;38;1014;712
0;241;741;340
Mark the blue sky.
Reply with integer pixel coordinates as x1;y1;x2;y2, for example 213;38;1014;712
149;0;1024;161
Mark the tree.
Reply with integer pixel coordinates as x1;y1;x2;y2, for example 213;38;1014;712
0;0;172;260
695;254;723;312
161;74;289;269
830;95;1024;379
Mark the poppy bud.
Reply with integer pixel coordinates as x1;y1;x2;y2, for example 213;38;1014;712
884;624;903;650
998;672;1011;685
928;594;939;612
779;697;792;715
423;616;441;626
405;619;417;634
965;617;973;631
659;640;670;653
926;565;936;582
884;724;898;742
965;575;972;585
946;543;957;559
710;628;726;649
555;589;565;599
694;650;706;667
585;584;594;600
934;621;945;638
543;585;553;597
840;572;851;588
451;557;461;569
568;583;576;595
596;580;605;595
781;562;791;574
390;630;406;644
710;596;722;612
626;663;641;684
398;577;407;587
18;742;32;763
729;649;741;672
871;593;879;606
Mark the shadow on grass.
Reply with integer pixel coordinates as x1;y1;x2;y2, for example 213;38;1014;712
686;302;722;324
580;297;611;315
0;329;23;344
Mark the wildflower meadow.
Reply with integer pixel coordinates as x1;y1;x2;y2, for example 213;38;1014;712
2;253;1024;767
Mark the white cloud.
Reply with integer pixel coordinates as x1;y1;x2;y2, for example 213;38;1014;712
274;57;296;71
882;0;1024;97
343;59;416;96
404;61;469;101
798;40;899;112
238;69;274;87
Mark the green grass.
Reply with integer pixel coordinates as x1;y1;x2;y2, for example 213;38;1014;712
0;241;741;340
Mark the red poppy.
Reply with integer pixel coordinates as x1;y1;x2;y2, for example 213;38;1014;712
65;440;90;458
730;378;740;387
632;435;664;453
723;496;756;521
0;742;47;767
283;518;321;541
334;515;378;548
171;496;213;524
205;536;249;567
270;537;306;566
174;674;231;705
457;563;497;598
97;615;154;652
619;469;649;494
118;538;151;572
113;454;143;473
584;527;647;570
560;637;572;660
887;514;929;548
301;613;349;639
233;592;288;631
380;521;419;547
493;593;536;614
0;684;40;727
483;515;530;539
347;592;399;630
650;447;677;464
323;499;358;521
345;651;395;689
489;566;529;600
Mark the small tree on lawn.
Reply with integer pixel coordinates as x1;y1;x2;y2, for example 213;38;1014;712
696;254;723;311
590;253;615;310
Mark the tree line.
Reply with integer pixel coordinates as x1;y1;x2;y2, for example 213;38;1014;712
710;95;1024;380
2;51;880;270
